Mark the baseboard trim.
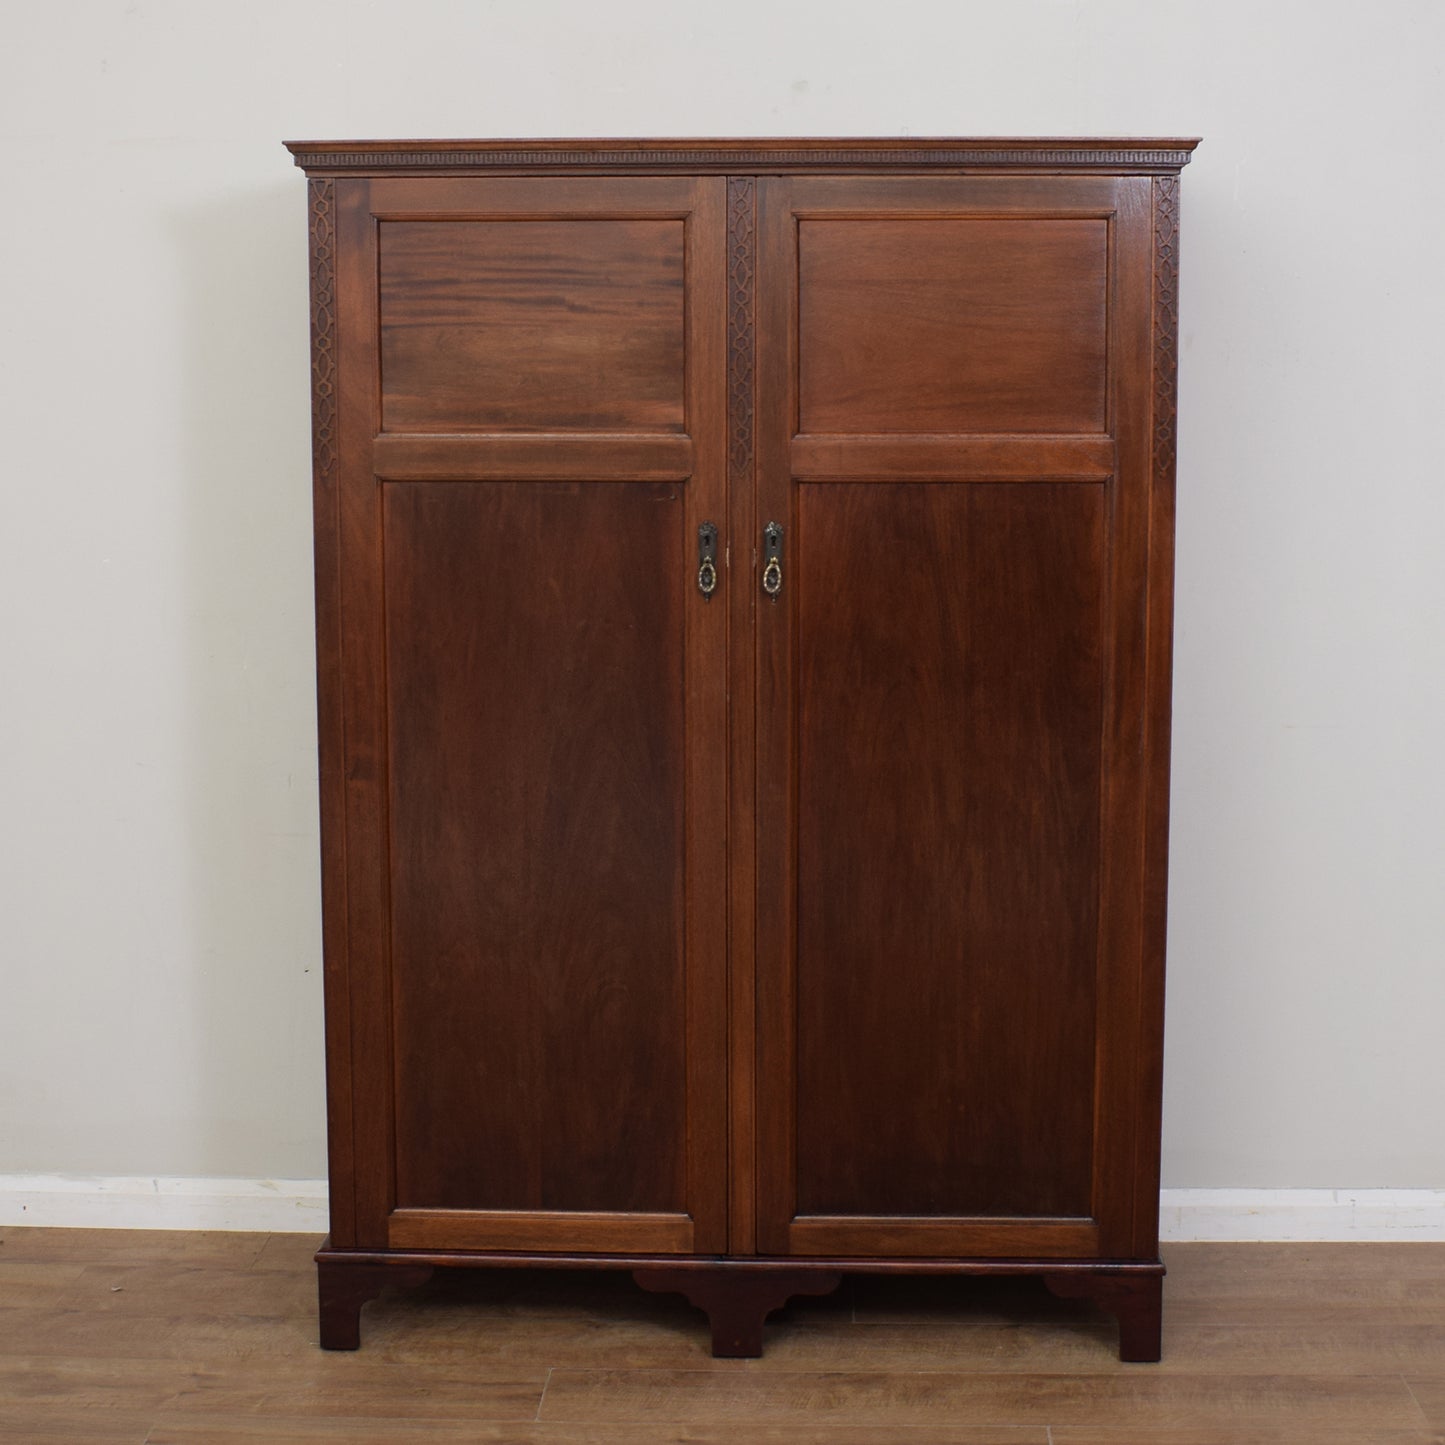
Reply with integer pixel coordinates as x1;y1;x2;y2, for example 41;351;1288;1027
2;1179;1442;1240
1159;1188;1445;1242
0;1175;328;1232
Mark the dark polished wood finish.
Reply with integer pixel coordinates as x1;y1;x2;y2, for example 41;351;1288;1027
378;219;686;433
753;170;1162;1270
797;217;1109;434
1046;1270;1166;1363
286;136;1201;175
315;1242;1162;1362
289;137;1197;1361
384;480;688;1216
633;1267;844;1358
315;1257;434;1350
309;171;729;1266
791;482;1104;1221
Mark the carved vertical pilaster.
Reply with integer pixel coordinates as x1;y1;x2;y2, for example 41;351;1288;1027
1151;174;1181;488
727;177;756;498
724;175;759;1251
308;178;338;491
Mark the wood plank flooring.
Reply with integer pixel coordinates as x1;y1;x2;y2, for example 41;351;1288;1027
1;1230;1442;1443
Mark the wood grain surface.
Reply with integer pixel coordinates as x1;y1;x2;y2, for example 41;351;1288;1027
379;219;686;433
751;173;1160;1271
286;136;1203;177
383;481;689;1217
792;482;1104;1220
0;1232;1440;1443
798;217;1108;434
316;174;730;1255
301;149;1190;1352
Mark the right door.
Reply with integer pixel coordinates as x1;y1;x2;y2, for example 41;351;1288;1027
754;173;1158;1260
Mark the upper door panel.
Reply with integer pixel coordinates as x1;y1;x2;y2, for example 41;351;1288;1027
798;215;1109;434
378;216;687;433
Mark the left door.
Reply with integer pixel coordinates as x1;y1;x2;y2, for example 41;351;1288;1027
319;175;730;1255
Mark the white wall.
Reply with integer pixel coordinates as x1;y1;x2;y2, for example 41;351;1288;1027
1;0;1441;1191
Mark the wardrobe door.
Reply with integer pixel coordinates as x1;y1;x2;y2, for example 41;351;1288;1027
320;176;729;1255
753;174;1166;1260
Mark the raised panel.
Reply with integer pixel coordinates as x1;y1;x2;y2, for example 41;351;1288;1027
792;482;1105;1219
383;481;687;1214
797;218;1109;434
379;219;686;433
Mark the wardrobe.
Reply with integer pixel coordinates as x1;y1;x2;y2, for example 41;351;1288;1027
285;137;1198;1360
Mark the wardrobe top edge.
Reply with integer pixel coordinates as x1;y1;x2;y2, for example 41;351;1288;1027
283;137;1201;177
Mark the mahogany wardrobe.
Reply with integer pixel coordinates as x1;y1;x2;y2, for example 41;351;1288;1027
285;137;1198;1360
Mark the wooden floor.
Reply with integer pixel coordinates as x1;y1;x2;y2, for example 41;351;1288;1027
1;1231;1442;1443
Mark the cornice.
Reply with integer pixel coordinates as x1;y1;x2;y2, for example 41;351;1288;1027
284;137;1200;177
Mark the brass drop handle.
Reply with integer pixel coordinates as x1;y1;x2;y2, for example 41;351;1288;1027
697;522;719;599
762;522;783;597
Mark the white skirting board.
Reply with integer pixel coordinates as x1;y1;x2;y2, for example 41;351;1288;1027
0;1176;329;1233
1;1179;1444;1239
1157;1189;1445;1242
